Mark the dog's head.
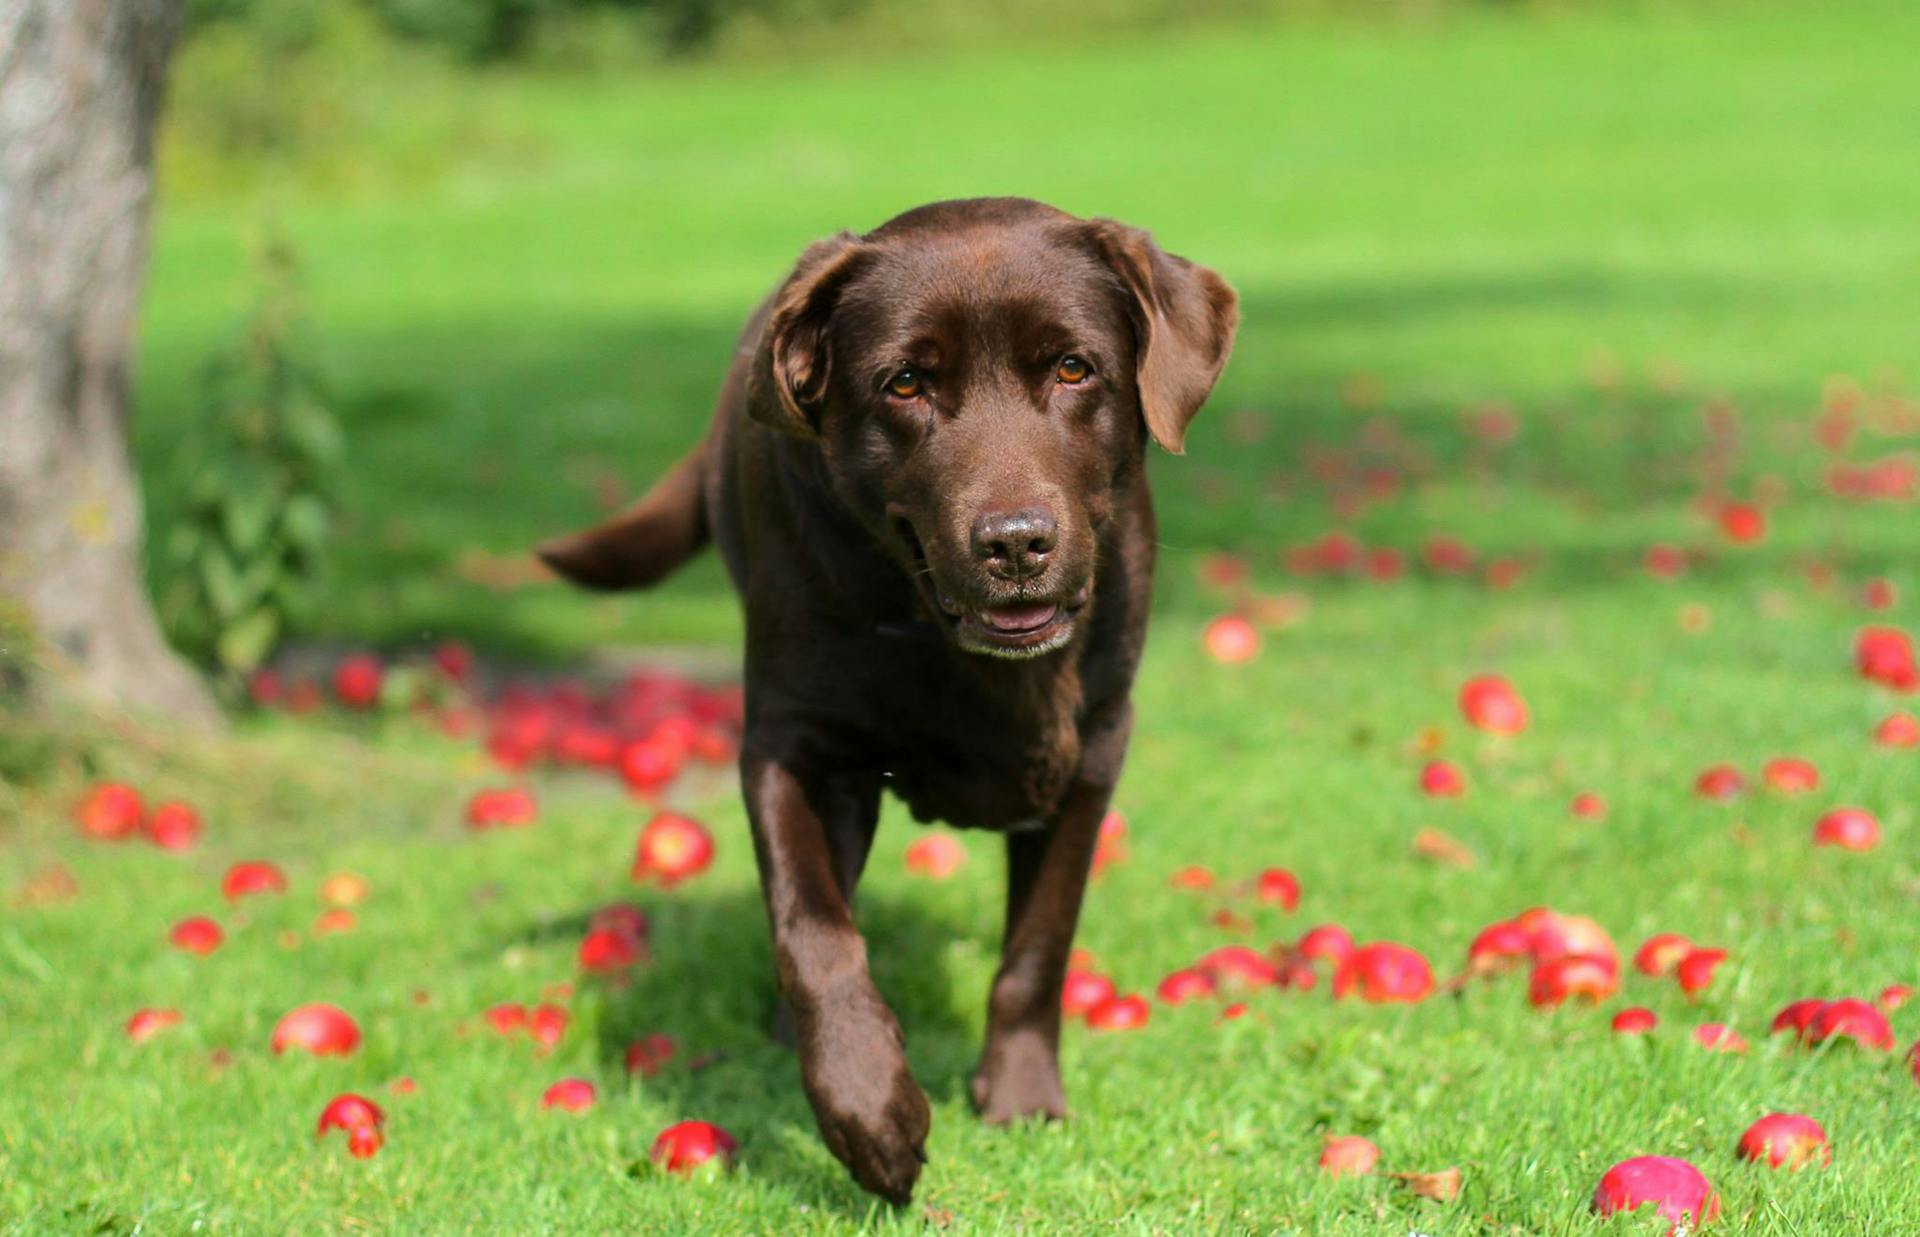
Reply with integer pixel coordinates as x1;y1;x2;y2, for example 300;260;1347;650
751;198;1238;659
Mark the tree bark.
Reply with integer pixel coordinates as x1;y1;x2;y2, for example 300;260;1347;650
0;0;219;729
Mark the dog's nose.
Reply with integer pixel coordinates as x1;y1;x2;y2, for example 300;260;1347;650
971;508;1058;579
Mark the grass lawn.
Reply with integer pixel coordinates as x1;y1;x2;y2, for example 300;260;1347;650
6;1;1920;1231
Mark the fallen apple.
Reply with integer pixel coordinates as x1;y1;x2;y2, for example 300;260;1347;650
319;873;369;906
1061;970;1117;1018
1718;502;1766;544
618;737;683;796
904;834;966;879
1466;920;1534;976
316;1093;384;1137
1675;948;1729;998
1770;999;1827;1043
76;782;143;841
1875;712;1920;747
1694;1023;1748;1054
1813;807;1881;851
1420;760;1467;798
1156;968;1217;1005
632;812;714;887
125;1008;181;1043
1091;810;1129;876
313;908;356;936
650;1120;738;1175
222;860;288;902
1856;626;1918;691
1529;955;1619;1007
1634;933;1694;977
625;1033;677;1078
1196;945;1281;989
1459;674;1528;734
579;927;641;973
465;787;538;830
529;1003;569;1050
1736;1113;1830;1169
1592;1156;1721;1229
1525;911;1619;971
1612;1007;1658;1035
1807;997;1894;1051
1879;984;1913;1012
272;1003;361;1057
1085;993;1151;1030
485;1002;528;1036
169;916;224;956
143;800;203;851
1169;865;1216;891
1320;1134;1380;1178
1762;757;1820;794
1570;791;1608;820
541;1078;597;1112
1694;764;1746;800
1333;942;1434;1004
333;654;384;710
1254;867;1301;910
1295;924;1357;968
1203;614;1260;664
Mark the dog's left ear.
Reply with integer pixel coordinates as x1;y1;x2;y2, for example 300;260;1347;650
1085;220;1239;454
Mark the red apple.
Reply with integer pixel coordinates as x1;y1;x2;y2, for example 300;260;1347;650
1737;1113;1831;1169
650;1120;737;1175
1420;760;1467;798
1675;948;1728;998
1459;674;1528;734
1856;626;1918;691
625;1033;677;1078
1813;807;1881;851
1525;911;1618;971
272;1003;361;1057
1863;578;1898;611
541;1078;597;1112
1694;1023;1748;1053
1091;810;1129;876
1156;968;1217;1005
1876;712;1920;747
579;927;642;973
319;873;369;906
1529;955;1619;1007
1807;998;1894;1050
143;800;203;851
1694;764;1746;800
1466;920;1534;975
632;812;714;887
484;1002;528;1036
1085;993;1151;1031
432;640;473;681
1762;757;1820;794
1570;791;1608;820
1062;970;1117;1018
333;654;384;710
1634;933;1693;977
125;1008;181;1043
222;860;288;902
313;908;356;936
1203;615;1259;664
618;737;683;796
465;787;538;830
169;916;224;956
1333;943;1434;1004
316;1093;385;1136
904;834;966;880
1219;1001;1251;1021
1770;999;1827;1043
1169;865;1216;891
76;782;143;841
1295;924;1357;968
389;1076;418;1095
1718;502;1766;545
1320;1134;1380;1178
1254;867;1301;910
589;902;650;942
1612;1007;1658;1035
1879;984;1913;1012
529;1003;569;1050
1592;1156;1721;1229
1196;945;1281;990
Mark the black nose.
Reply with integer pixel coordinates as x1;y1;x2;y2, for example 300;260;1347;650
971;508;1058;579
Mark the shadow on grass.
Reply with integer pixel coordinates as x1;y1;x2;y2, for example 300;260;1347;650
513;883;992;1218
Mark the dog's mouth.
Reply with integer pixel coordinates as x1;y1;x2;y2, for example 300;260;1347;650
894;518;1090;660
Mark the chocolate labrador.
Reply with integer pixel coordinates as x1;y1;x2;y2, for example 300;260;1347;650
538;197;1237;1202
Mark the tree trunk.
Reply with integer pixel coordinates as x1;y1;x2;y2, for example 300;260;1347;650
0;0;218;729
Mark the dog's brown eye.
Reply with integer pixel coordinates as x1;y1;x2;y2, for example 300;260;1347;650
1055;356;1091;385
886;368;922;399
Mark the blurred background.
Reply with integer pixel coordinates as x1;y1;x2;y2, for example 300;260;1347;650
123;0;1917;686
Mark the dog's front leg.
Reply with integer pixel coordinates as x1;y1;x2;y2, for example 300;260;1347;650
972;703;1132;1124
741;749;929;1203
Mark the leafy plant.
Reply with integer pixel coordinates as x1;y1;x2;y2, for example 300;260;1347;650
162;235;341;690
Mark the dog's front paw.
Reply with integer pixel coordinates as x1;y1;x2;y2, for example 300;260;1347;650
799;1002;931;1204
971;1029;1066;1125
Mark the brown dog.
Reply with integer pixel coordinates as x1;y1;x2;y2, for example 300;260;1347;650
539;197;1236;1203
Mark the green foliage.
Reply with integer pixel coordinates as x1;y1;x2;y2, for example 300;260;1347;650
161;238;342;688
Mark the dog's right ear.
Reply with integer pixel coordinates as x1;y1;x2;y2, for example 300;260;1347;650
747;232;865;438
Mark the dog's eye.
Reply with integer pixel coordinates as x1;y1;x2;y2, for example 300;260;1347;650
1055;356;1092;385
885;368;923;399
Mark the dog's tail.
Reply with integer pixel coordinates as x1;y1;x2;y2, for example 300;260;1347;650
536;439;710;592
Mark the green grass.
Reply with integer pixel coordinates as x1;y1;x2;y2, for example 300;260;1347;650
6;1;1920;1230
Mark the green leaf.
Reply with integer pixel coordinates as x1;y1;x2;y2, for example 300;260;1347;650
215;607;280;674
222;486;276;555
280;494;330;551
199;547;244;620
